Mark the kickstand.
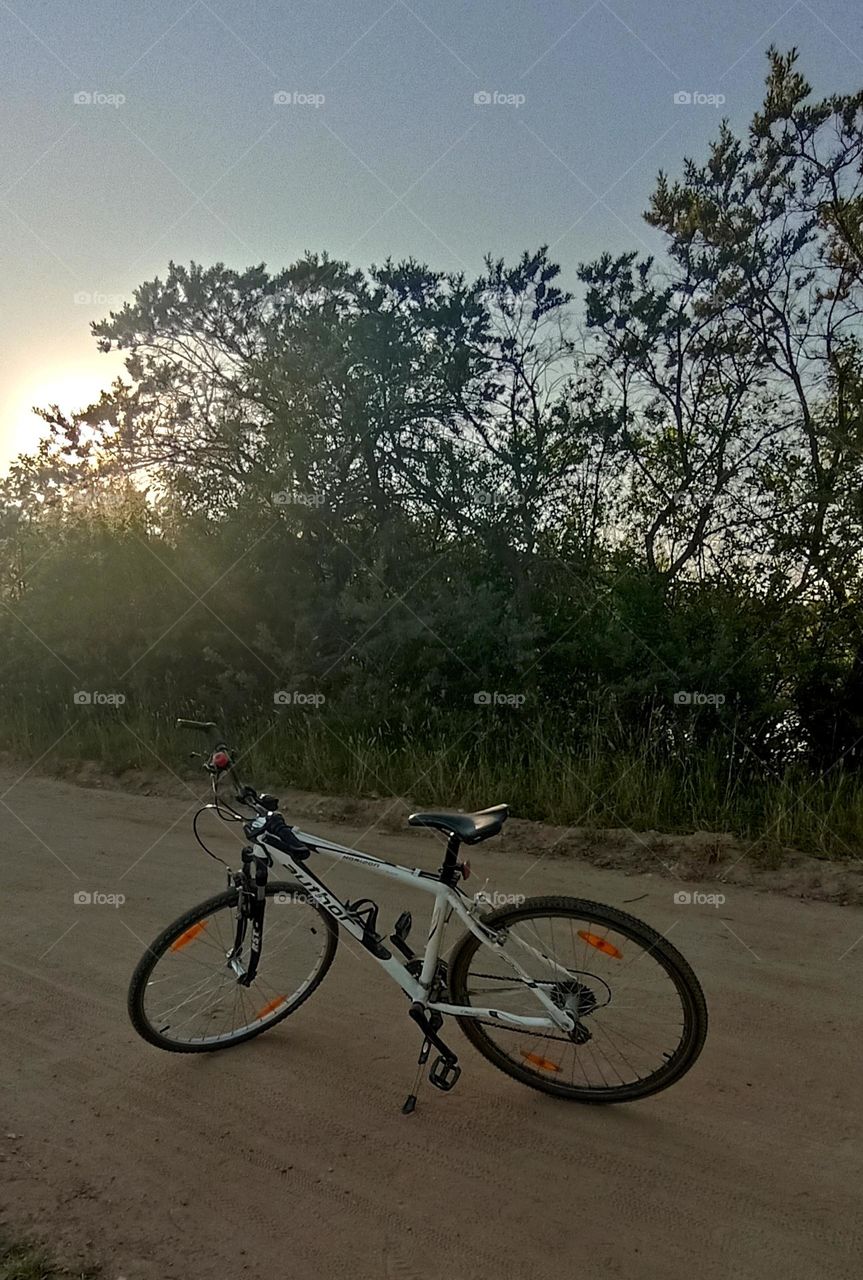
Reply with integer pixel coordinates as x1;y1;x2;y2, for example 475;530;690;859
401;1037;433;1114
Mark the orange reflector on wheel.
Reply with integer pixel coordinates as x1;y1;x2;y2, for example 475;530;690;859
255;997;287;1020
170;921;208;951
520;1050;562;1072
578;930;622;958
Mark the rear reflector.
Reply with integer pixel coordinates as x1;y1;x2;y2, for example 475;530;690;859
170;921;208;951
578;930;623;959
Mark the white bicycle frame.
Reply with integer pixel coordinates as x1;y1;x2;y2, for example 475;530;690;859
254;826;576;1035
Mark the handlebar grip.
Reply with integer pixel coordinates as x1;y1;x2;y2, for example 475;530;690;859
176;719;219;733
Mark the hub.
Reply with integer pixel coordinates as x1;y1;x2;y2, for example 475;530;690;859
552;978;601;1045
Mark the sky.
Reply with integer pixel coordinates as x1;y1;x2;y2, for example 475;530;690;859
1;0;862;469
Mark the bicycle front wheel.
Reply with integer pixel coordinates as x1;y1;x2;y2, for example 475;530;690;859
128;882;338;1052
448;895;707;1102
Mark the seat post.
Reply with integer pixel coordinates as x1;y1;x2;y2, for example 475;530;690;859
439;833;462;886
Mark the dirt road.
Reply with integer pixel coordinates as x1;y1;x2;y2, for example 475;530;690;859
1;765;860;1279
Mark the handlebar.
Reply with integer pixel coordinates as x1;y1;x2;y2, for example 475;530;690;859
176;718;222;741
176;716;245;797
178;717;312;865
176;717;280;816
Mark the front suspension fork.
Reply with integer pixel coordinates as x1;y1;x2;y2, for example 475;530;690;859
228;847;269;985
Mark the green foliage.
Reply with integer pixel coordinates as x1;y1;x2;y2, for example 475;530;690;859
4;51;863;856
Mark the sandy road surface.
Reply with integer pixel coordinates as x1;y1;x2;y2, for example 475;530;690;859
1;765;861;1279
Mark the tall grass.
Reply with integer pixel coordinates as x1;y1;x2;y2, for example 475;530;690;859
1;700;861;860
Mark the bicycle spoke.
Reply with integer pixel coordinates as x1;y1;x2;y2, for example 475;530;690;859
453;902;699;1097
137;890;334;1047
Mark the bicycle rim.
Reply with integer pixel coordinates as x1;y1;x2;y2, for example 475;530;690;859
449;896;707;1101
129;883;337;1050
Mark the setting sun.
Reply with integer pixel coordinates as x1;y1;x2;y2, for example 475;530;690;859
3;358;122;465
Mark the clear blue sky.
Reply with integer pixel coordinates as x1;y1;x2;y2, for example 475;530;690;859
2;0;862;466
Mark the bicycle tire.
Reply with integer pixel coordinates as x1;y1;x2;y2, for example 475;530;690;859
128;881;338;1053
448;895;707;1103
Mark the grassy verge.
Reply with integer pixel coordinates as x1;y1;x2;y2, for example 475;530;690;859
1;704;861;860
0;1235;97;1280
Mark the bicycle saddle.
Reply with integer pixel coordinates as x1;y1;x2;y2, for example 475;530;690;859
407;804;509;844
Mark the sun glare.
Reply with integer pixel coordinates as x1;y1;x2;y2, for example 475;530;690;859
3;364;119;465
23;368;107;418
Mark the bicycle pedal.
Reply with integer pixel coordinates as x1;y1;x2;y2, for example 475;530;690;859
428;1055;461;1092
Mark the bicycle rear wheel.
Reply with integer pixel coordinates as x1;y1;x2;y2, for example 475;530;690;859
128;882;338;1052
448;895;707;1102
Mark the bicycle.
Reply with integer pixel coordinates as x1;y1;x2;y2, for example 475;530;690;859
128;720;708;1112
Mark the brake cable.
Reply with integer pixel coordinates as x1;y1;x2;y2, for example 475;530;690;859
192;805;234;867
191;767;248;867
